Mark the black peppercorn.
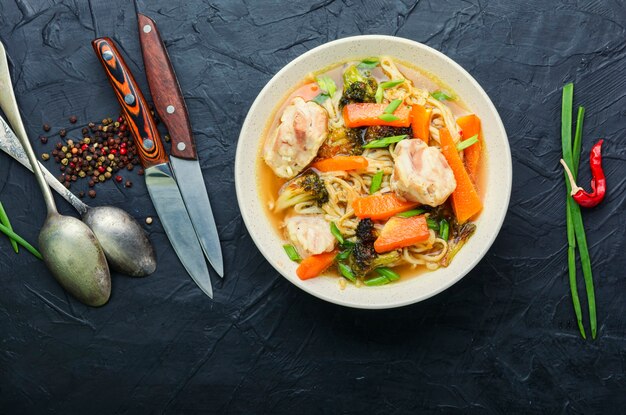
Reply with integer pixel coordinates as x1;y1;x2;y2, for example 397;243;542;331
69;115;77;124
43;123;51;132
59;129;67;138
88;190;96;198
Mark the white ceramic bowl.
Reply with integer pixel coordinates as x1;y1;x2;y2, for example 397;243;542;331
235;35;511;309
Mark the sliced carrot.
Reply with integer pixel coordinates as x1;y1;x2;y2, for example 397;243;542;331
456;114;482;182
311;156;368;172
374;215;430;253
343;103;411;128
352;193;419;220
291;82;322;101
439;127;483;223
411;104;432;141
296;250;337;280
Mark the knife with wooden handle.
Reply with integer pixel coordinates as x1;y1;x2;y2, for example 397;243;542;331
137;13;224;278
92;37;213;298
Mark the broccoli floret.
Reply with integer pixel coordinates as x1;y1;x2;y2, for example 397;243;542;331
355;218;376;243
317;127;365;158
363;125;413;144
275;170;329;211
339;65;378;108
347;219;400;278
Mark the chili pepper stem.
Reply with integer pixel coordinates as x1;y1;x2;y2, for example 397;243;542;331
560;159;583;195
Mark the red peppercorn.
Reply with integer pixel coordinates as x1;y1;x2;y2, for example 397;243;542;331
98;166;106;173
110;149;117;155
69;162;75;168
120;142;127;148
117;116;124;123
115;175;123;183
81;144;88;151
120;148;127;155
101;148;107;155
119;124;127;132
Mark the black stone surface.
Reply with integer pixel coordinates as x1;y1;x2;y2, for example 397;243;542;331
1;0;625;413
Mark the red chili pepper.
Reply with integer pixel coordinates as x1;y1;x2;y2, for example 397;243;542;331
560;139;606;208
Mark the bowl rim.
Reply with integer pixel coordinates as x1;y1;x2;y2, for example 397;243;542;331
235;34;512;309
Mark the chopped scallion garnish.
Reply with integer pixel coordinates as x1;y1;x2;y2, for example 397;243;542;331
283;244;301;262
430;90;454;101
426;218;439;231
375;267;400;281
330;222;344;244
383;99;403;114
357;57;379;69
378;114;399;122
439;219;450;240
375;79;405;103
456;134;479;151
338;262;356;282
336;248;352;261
396;209;425;218
369;171;384;194
362;134;407;149
311;93;329;105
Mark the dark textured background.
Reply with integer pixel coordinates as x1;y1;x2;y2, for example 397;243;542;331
0;0;625;413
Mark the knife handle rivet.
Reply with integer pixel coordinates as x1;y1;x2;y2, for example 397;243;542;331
177;142;186;151
143;139;154;150
166;105;175;114
102;50;113;61
124;94;135;105
143;25;152;34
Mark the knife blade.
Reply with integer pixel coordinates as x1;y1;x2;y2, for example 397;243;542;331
92;37;213;298
137;13;224;278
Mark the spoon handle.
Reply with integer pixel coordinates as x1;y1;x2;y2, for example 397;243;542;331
0;41;58;215
0;116;89;216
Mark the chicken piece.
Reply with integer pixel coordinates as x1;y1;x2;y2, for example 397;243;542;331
264;97;329;179
391;139;456;206
284;215;336;257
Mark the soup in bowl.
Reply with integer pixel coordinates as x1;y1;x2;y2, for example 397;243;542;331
236;36;511;308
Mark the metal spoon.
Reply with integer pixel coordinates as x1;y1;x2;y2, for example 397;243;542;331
0;117;157;277
0;41;111;306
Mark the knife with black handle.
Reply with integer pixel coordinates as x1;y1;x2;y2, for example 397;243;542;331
137;13;224;278
92;37;213;298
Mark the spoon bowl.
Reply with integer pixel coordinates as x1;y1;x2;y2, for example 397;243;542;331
82;206;156;276
40;213;110;306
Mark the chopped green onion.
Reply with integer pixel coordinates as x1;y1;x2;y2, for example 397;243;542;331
383;99;403;114
426;218;439;231
430;90;454;101
316;75;336;98
283;244;301;262
311;93;329;105
380;79;405;89
364;275;390;286
0;202;18;253
336;248;352;261
378;114;399;122
330;222;344;244
456;134;479;151
396;209;425;218
561;82;596;339
375;267;400;281
369;171;384;194
363;134;407;149
375;79;405;103
338;262;356;282
357;57;379;69
0;223;42;260
341;240;355;248
439;219;449;240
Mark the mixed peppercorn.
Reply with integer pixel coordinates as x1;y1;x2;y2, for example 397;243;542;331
39;115;144;198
